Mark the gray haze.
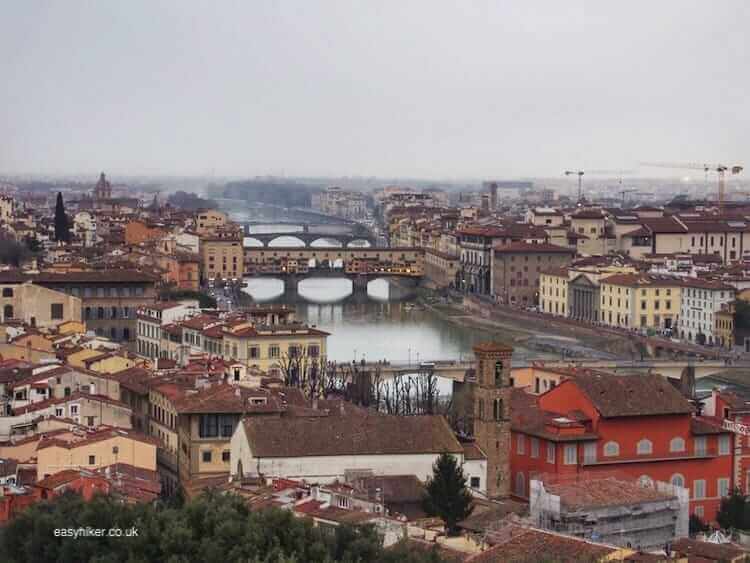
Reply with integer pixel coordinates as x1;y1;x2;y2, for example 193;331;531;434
1;1;748;179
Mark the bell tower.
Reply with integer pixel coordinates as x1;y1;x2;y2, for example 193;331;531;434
471;342;513;498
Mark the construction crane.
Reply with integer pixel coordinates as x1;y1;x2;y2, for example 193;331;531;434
564;170;585;202
640;162;744;211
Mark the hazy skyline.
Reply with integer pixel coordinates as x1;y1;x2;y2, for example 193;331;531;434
1;1;748;180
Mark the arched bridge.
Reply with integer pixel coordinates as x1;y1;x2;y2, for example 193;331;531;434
242;223;376;248
244;232;376;248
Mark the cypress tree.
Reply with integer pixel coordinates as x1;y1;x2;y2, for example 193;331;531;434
423;452;474;534
54;192;70;243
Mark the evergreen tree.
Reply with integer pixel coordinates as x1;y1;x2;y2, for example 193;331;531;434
54;192;70;243
423;452;473;535
717;487;749;530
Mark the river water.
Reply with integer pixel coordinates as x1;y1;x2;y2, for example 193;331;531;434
241;276;558;365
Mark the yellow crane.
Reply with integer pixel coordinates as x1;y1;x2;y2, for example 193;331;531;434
640;161;744;211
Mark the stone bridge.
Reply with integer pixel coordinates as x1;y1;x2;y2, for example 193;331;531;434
244;231;376;248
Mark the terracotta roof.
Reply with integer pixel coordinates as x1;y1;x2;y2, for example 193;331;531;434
690;417;731;435
37;427;158;450
174;384;283;414
13;391;132;415
572;209;607;220
672;538;748;561
568;373;693;418
543;476;674;510
466;524;618;562
242;414;462;458
35;469;83;490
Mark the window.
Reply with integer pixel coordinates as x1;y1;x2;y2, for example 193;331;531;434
695;436;707;456
70;404;79;415
199;414;219;438
718;478;730;498
308;345;320;358
719;435;731;455
517;435;525;455
88;455;96;465
222;450;231;462
547;442;555;464
693;479;706;499
493;398;502;421
637;439;653;455
86;416;95;426
288;345;300;358
564;444;577;465
530;437;539;458
584;442;597;464
603;441;620;457
269;345;280;359
55;407;64;417
670;437;685;453
671;474;685;488
202;451;212;463
470;477;480;488
695;506;704;518
1;288;12;297
49;303;64;320
515;472;525;496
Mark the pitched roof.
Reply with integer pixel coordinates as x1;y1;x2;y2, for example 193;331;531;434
542;476;675;510
672;538;748;561
242;414;462;458
568;373;693;418
466;524;619;563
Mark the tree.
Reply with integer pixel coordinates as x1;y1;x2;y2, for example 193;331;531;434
689;513;709;536
423;452;473;535
0;490;446;563
54;192;70;243
717;487;750;530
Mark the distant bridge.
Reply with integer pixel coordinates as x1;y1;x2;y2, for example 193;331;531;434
242;223;376;248
244;247;425;278
364;358;746;384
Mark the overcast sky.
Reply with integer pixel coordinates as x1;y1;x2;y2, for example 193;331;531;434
1;1;748;179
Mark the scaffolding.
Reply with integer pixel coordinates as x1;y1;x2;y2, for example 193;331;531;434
529;471;689;551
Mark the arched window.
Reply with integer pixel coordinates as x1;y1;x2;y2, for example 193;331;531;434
3;304;13;320
603;441;620;457
97;307;105;320
637;439;653;455
85;307;92;320
515;472;525;497
671;474;685;488
670;437;686;453
638;475;653;488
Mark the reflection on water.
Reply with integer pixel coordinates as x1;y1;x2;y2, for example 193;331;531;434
242;277;544;363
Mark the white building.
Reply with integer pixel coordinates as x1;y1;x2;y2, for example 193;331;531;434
136;301;199;360
230;413;487;494
678;279;735;345
73;211;98;247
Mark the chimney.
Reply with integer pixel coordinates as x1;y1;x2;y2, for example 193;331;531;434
339;401;345;416
312;397;318;410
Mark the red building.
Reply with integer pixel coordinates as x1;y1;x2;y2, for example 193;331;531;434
511;371;733;522
704;388;750;496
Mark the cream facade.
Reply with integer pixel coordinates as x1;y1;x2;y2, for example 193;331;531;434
36;431;157;480
0;283;82;328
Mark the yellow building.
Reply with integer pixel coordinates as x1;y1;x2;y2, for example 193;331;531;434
67;349;136;374
195;209;228;235
539;268;569;316
36;427;157;480
219;323;329;376
715;303;735;349
200;234;244;281
599;273;682;331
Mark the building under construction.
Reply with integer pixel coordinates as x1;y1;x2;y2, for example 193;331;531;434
529;473;688;551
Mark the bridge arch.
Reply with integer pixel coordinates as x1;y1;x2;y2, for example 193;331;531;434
243;237;264;247
310;237;343;248
268;235;306;247
347;238;372;248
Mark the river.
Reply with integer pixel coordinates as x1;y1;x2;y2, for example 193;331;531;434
241;276;557;364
